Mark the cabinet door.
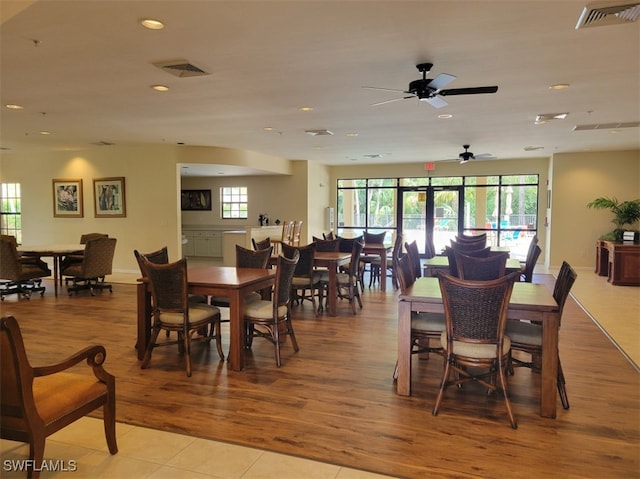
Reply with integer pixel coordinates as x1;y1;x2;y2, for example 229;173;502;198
182;232;195;257
193;231;223;257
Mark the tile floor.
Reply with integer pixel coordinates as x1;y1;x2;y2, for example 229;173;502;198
1;417;395;479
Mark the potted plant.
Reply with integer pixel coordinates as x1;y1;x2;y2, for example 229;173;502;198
587;196;640;241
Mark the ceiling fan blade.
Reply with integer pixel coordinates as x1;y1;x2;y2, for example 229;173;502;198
362;86;409;93
371;97;413;106
474;153;496;159
421;96;448;108
439;86;499;96
427;73;456;91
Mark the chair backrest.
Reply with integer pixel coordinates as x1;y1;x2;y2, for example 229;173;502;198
235;244;272;269
1;315;37;430
554;261;577;321
364;231;386;244
337;235;363;253
281;221;294;243
323;231;335;240
134;246;169;275
81;237;117;277
445;245;491;277
141;257;189;313
391;233;404;259
0;235;22;278
313;238;340;252
80;233;108;244
450;239;487;252
291;220;303;246
521;244;542;283
395;253;415;293
273;251;300;310
252;237;271;251
438;271;518;345
282;242;316;278
455;250;508;280
457;232;487;244
347;239;365;277
404;240;422;280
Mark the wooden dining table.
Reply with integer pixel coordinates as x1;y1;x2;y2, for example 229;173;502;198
136;265;275;371
362;242;393;291
18;244;85;296
397;276;561;419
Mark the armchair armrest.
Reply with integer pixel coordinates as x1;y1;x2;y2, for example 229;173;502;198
32;345;108;377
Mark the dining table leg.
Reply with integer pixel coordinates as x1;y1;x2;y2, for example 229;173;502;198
379;251;387;292
327;266;338;316
540;310;559;418
396;300;412;396
227;290;245;371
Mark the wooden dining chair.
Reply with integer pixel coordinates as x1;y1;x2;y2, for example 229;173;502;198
1;315;118;479
444;245;491;278
282;242;321;316
520;237;541;282
140;256;224;376
433;271;520;429
360;231;386;287
61;237;117;296
323;239;364;315
392;253;445;380
244;251;300;367
404;240;423;282
506;261;577;409
252;236;271;251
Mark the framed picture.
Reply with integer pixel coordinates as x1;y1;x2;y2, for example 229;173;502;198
52;179;83;218
94;177;126;218
181;189;212;211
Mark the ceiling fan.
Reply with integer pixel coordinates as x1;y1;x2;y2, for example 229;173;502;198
364;63;498;108
457;144;496;164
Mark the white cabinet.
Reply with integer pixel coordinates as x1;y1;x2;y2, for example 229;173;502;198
183;229;222;258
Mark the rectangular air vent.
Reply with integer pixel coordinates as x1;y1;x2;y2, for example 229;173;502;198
576;1;640;28
573;121;640;131
305;129;334;136
153;60;209;78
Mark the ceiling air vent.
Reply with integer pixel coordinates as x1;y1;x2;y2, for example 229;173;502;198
153;60;209;78
573;121;640;131
576;1;640;28
305;129;334;136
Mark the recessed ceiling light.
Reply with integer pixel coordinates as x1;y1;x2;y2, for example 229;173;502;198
263;127;276;131
346;132;358;137
549;83;570;90
299;106;313;112
437;114;453;119
140;18;165;30
39;131;51;135
151;85;169;92
6;104;23;110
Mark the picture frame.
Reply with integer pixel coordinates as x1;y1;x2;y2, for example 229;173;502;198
52;178;83;218
94;177;126;218
181;189;212;211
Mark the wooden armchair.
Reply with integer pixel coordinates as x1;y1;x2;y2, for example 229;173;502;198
1;315;117;479
0;235;51;300
61;237;116;296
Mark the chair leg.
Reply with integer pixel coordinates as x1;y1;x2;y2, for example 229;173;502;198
432;356;452;416
497;358;518;429
29;435;46;479
103;398;118;454
141;326;162;369
212;320;224;360
558;359;570;409
183;330;192;377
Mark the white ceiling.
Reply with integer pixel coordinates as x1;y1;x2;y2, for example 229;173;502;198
1;0;639;177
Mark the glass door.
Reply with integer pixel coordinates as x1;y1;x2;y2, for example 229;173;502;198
399;186;463;256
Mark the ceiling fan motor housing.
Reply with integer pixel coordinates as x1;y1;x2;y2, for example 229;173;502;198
408;79;435;98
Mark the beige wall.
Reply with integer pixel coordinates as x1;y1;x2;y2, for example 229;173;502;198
549;150;640;268
1;144;637;272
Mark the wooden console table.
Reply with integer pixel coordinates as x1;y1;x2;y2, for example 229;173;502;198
595;240;640;286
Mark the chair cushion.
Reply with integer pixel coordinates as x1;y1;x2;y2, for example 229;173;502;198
440;331;511;358
336;273;357;285
159;304;220;325
244;300;287;319
505;319;542;346
411;312;445;332
33;372;107;426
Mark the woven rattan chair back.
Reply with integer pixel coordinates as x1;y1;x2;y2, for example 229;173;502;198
404;240;422;280
236;244;272;269
455;251;508;281
445;245;491;277
521;243;541;283
252;237;271;251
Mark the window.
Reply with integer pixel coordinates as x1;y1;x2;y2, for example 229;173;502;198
1;183;22;243
220;186;248;219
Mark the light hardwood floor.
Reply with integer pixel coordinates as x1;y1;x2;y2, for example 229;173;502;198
0;266;638;478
